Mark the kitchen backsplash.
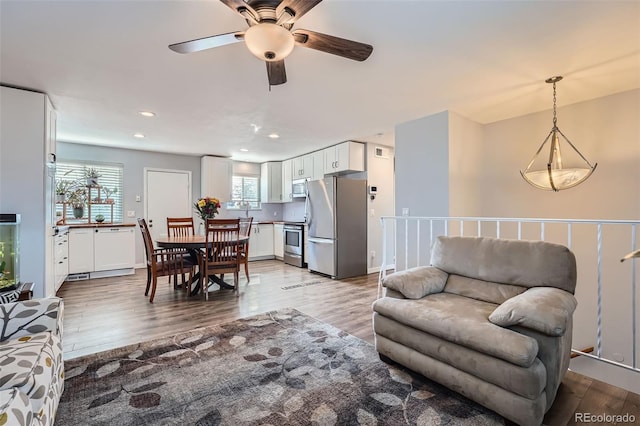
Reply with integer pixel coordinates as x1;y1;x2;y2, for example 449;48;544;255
283;199;306;222
216;202;283;222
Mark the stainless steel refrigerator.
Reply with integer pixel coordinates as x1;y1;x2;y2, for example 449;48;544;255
306;176;367;279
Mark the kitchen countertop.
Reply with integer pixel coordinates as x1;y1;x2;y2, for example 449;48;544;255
63;222;136;229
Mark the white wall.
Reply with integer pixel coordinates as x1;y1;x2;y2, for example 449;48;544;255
454;89;640;219
395;111;450;217
365;143;395;273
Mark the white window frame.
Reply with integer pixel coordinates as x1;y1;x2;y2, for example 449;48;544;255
227;174;261;210
55;161;124;223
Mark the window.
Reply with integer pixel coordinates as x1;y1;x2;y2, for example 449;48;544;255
55;161;124;223
228;175;260;209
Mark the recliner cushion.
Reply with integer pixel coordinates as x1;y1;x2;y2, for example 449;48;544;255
382;266;448;299
373;293;539;367
444;274;527;305
431;236;577;294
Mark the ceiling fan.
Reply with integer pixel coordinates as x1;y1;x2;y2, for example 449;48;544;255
169;0;373;87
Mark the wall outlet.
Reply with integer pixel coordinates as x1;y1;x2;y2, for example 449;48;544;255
127;210;136;218
370;208;375;217
402;208;410;216
370;250;376;258
135;195;141;202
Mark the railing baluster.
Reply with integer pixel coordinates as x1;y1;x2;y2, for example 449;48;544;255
518;221;522;240
477;220;481;237
445;220;449;236
597;223;603;358
540;222;545;241
497;221;501;238
460;220;464;236
417;220;421;267
567;223;572;250
404;218;409;271
632;224;637;368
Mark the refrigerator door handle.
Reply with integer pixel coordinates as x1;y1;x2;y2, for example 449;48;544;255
308;237;333;244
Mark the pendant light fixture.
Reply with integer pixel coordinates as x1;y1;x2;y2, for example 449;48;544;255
520;76;597;191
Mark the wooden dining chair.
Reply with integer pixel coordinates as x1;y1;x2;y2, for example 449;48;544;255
166;217;196;289
202;218;241;299
238;217;253;282
138;218;195;303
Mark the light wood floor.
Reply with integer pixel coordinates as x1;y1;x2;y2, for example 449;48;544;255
57;260;639;425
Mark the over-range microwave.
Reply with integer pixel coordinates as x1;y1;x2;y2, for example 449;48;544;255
291;178;308;198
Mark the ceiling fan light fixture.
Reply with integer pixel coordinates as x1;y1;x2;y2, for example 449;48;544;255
244;22;294;62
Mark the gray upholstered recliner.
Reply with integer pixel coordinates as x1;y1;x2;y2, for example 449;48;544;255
372;236;577;426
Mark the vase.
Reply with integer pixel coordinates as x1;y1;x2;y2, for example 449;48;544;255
73;205;84;219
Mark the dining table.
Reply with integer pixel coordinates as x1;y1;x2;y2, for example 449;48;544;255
155;234;249;296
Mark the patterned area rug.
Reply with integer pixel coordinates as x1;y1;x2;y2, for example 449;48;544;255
55;309;504;425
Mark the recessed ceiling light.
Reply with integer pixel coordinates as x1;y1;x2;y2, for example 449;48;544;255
133;133;145;138
268;133;279;139
139;111;155;117
240;148;249;152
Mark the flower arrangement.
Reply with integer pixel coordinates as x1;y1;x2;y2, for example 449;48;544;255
194;197;221;220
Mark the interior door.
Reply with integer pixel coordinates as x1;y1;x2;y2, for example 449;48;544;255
145;169;192;245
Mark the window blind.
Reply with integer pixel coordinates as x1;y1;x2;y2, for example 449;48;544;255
56;162;124;222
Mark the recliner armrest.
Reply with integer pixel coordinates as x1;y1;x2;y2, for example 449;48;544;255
0;297;64;342
382;266;448;299
489;287;577;336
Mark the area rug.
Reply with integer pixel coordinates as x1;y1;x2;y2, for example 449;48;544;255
55;308;504;425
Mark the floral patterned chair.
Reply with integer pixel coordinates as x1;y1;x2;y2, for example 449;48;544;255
0;297;64;425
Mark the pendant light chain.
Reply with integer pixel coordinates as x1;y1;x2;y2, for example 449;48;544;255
552;80;558;128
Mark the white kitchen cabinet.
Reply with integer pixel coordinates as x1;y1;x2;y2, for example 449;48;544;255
54;229;68;291
273;223;284;260
293;153;314;180
312;151;324;181
248;223;274;260
260;162;283;203
201;156;232;202
281;159;293;202
94;227;135;271
323;141;365;174
68;226;135;277
68;228;95;274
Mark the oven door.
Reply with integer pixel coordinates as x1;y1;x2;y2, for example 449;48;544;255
284;226;302;255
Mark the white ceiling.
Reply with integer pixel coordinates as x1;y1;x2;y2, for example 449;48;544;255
1;0;639;163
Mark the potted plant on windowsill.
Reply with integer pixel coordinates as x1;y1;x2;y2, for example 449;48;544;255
84;167;101;187
103;187;117;204
55;179;73;203
67;187;87;219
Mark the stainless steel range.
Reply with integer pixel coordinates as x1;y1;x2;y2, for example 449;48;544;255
283;222;305;267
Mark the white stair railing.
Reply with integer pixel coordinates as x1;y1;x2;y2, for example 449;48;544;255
379;216;640;375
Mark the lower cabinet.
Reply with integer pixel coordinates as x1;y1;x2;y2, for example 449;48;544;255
68;226;135;278
68;228;94;274
274;224;284;260
54;229;69;292
248;223;274;261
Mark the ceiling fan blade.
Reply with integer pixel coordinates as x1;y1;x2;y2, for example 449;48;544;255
276;0;323;23
219;0;259;22
292;29;372;61
169;32;244;54
266;60;287;86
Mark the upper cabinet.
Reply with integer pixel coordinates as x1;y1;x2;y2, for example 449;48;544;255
201;156;232;201
323;141;365;174
312;151;324;181
292;153;314;180
260;161;283;203
281;159;293;202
